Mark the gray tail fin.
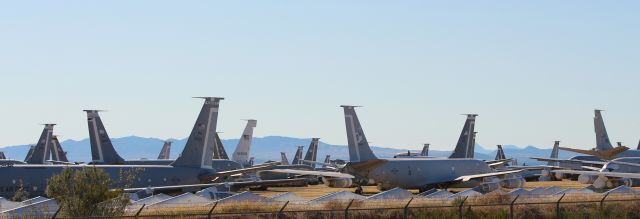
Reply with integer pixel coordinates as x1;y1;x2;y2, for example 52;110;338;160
322;155;331;168
85;110;125;164
50;135;69;162
449;114;478;159
280;152;289;165
171;97;223;169
0;152;5;160
547;141;560;166
25;124;55;164
594;110;614;150
231;119;257;166
24;146;35;162
421;144;430;156
341;105;378;162
213;133;229;160
157;141;172;159
291;146;304;165
303;138;320;168
495;145;506;160
637;140;640;150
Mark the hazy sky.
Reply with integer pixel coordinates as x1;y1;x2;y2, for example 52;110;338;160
1;1;639;151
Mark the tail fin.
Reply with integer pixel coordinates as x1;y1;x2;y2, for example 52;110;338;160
50;135;69;162
280;152;289;165
594;110;614;150
341;105;378;162
322;155;331;168
637;140;640;150
291;146;304;165
303;138;320;168
231;119;257;166
421;144;430;156
495;145;506;160
213;133;229;160
24;146;35;162
157;141;172;159
85;110;125;164
171;97;223;169
25;124;55;164
0;152;6;160
449;114;478;159
547;141;560;166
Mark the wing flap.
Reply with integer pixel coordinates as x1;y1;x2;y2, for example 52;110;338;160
455;169;523;182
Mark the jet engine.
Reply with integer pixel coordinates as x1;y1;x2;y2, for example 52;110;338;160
500;178;525;189
577;174;598;184
322;177;353;188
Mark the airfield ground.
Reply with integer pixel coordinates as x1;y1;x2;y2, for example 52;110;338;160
250;180;609;199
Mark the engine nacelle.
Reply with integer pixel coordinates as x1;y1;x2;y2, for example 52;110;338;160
500;178;525;189
592;175;609;189
577;174;598;184
322;177;353;188
554;172;566;180
476;182;501;193
621;178;639;187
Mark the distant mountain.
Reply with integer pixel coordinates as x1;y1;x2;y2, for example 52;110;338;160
0;136;579;165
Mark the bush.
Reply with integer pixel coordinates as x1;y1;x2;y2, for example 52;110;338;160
45;167;130;217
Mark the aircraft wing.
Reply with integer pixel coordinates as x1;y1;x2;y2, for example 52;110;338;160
122;178;308;194
559;146;628;160
259;169;355;178
552;170;640;179
530;157;607;166
454;169;523;182
201;162;281;181
487;160;511;167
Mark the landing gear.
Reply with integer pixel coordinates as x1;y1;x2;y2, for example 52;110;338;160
355;185;363;195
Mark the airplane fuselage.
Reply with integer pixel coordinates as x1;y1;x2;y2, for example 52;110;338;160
0;164;214;197
349;158;494;190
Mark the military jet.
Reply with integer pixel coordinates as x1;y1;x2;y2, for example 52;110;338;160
231;119;257;167
264;106;524;192
0;97;281;197
552;157;640;189
156;141;172;160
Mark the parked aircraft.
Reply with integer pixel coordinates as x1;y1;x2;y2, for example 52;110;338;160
0;97;280;198
157;141;172;160
553;157;640;189
231;119;257;167
264;106;524;192
0;152;5;160
212;133;229;160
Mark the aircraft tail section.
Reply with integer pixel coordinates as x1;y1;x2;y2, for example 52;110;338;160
280;152;289;165
449;114;478;159
341;106;377;162
0;152;5;160
171;97;223;169
594;110;614;150
213;133;229;160
495;145;506;160
157;141;172;159
547;141;560;166
50;135;69;162
303;138;320;168
25;124;55;164
231;119;257;166
24;146;34;162
637;140;640;150
291;146;304;165
421;144;429;156
85;110;125;164
322;155;331;168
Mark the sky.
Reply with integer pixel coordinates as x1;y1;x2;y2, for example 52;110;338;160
0;1;639;151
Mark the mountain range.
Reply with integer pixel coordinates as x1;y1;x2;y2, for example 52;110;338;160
0;136;582;165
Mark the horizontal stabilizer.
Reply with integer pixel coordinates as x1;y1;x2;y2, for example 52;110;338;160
260;169;355;179
559;146;628;160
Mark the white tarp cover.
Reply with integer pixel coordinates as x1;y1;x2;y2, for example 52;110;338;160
216;191;269;204
269;192;306;203
365;188;413;200
448;189;481;199
147;193;211;208
1;199;59;218
307;191;365;204
423;190;454;199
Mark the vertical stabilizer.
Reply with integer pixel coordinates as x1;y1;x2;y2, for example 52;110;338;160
25;124;55;164
171;97;223;169
213;133;229;160
85;110;125;164
24;146;35;162
637;140;640;150
303;138;320;168
50;135;69;162
0;152;5;160
594;110;613;150
291;146;304;165
231;119;257;166
421;144;430;156
449;114;478;159
495;145;506;160
322;155;331;168
157;141;172;159
280;152;289;165
548;141;560;166
341;106;378;162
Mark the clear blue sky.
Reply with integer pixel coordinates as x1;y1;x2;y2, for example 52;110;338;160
1;1;639;150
